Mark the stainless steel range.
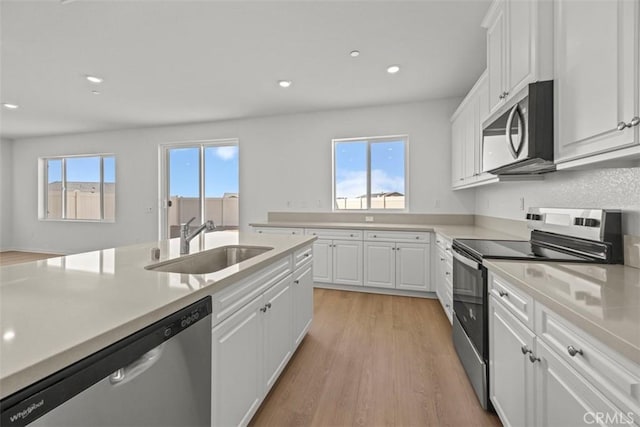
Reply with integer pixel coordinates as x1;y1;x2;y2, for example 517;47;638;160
451;208;623;409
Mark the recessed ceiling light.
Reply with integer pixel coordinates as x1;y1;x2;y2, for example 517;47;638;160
86;75;104;84
387;65;400;74
278;80;292;88
350;50;360;57
2;103;19;110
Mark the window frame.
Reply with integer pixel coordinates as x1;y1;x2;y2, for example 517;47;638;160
39;153;116;223
332;135;409;212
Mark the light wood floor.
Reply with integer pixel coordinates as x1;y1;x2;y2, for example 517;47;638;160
250;288;501;427
0;251;61;267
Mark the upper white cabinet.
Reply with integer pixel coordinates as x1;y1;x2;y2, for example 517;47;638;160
451;71;497;189
482;0;553;115
554;0;640;168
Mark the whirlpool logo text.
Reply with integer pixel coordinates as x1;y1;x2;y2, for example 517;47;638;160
9;400;44;423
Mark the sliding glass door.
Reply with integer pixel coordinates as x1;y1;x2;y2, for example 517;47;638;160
160;140;239;239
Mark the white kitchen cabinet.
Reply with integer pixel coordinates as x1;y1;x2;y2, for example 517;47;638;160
489;295;536;427
211;294;263;427
434;234;453;321
212;250;313;427
364;232;431;292
489;271;639;427
554;0;640;168
263;274;293;391
292;262;313;347
482;0;553;114
306;229;363;286
252;226;305;235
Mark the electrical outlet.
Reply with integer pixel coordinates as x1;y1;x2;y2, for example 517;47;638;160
434;199;441;208
145;207;153;214
519;197;525;211
286;200;292;208
365;216;374;222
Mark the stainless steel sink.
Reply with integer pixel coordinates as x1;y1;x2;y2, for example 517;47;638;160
145;245;273;274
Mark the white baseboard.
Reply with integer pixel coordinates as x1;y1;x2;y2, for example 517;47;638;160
313;282;437;299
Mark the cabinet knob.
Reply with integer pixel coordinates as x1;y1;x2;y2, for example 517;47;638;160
266;302;272;309
521;345;532;355
498;290;508;298
415;236;420;240
304;253;310;257
260;306;267;313
618;121;628;131
503;91;509;97
294;280;300;284
445;304;450;308
631;116;640;127
567;345;583;357
529;354;541;363
499;93;504;100
258;230;263;233
445;272;451;276
440;257;445;261
436;240;441;244
373;235;377;238
350;234;354;237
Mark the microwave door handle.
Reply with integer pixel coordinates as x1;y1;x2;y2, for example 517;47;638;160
506;104;526;159
452;249;481;270
506;105;519;159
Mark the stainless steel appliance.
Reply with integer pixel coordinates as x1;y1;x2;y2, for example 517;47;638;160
1;297;212;427
451;208;622;409
482;80;554;175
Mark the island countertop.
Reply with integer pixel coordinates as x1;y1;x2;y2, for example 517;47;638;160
0;231;315;399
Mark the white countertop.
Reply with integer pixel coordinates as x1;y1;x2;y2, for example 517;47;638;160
250;221;523;241
485;260;640;365
0;231;315;399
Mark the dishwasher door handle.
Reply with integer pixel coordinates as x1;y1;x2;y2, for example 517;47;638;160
109;344;164;386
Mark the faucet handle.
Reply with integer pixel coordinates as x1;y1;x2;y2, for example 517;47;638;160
182;217;196;229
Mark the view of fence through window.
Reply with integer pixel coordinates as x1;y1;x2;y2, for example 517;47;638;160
45;155;115;221
334;137;406;210
167;144;239;238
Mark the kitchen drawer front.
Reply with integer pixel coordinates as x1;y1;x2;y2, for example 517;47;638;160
489;272;534;330
254;227;305;235
434;233;451;251
536;304;640;416
364;230;430;243
212;255;293;326
305;228;362;240
444;286;453;324
293;245;313;269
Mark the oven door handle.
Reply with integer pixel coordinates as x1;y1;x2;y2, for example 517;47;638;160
452;249;481;270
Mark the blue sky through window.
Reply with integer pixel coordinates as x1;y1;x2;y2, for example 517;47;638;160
47;156;115;183
335;139;405;198
169;145;239;198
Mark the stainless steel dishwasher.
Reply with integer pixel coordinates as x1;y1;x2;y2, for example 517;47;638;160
0;297;212;427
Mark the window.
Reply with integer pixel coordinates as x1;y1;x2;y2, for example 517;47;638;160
333;136;407;210
41;154;115;221
160;140;239;239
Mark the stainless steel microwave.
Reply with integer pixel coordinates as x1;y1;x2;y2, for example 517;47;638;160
482;80;554;175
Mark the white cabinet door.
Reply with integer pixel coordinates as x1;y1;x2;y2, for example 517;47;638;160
312;239;332;283
292;263;313;347
463;107;477;180
506;0;535;99
333;240;363;286
364;241;396;289
534;340;627;427
211;295;263;427
396;243;431;291
263;274;293;392
489;296;536;427
486;2;505;114
555;0;639;163
451;117;465;186
435;246;447;303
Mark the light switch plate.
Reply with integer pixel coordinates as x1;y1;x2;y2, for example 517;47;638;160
365;216;374;222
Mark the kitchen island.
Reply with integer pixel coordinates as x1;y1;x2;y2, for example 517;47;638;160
0;231;316;402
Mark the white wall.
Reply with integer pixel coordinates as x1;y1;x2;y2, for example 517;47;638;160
0;138;13;250
11;99;474;253
475;167;640;236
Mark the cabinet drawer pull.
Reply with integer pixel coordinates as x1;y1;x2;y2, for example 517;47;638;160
304;253;310;257
618;117;640;130
266;302;272;309
260;306;267;313
294;280;300;284
631;116;640;127
350;234;354;237
567;345;583;357
521;345;532;355
258;230;263;233
415;236;420;239
529;354;540;363
373;235;377;238
445;272;451;276
498;290;508;297
436;240;441;244
440;257;445;261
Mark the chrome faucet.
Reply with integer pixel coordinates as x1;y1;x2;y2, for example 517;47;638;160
180;217;216;254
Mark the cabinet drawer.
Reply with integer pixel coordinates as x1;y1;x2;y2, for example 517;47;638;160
536;304;640;416
254;227;304;235
212;256;293;326
305;228;362;240
435;233;451;251
489;272;534;330
364;230;430;243
293;245;313;269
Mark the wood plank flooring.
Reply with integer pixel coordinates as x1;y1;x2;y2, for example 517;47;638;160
249;288;501;427
0;251;61;267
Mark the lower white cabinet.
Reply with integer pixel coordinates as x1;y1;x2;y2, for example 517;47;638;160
489;271;639;427
364;241;431;291
211;250;313;427
434;234;453;322
292;262;313;346
489;295;536;427
312;239;363;286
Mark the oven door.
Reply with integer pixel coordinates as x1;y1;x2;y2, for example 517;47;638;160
452;248;488;359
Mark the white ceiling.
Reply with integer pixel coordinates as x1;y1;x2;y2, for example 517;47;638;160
0;0;490;140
